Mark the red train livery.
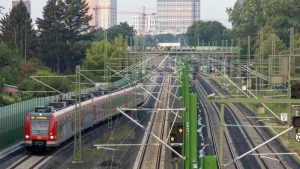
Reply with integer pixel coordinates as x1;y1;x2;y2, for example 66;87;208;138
24;86;144;152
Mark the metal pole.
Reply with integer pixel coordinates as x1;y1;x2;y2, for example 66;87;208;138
183;67;190;169
260;30;263;97
219;103;225;168
238;38;241;86
231;39;233;53
189;93;198;167
288;27;294;127
248;36;250;88
73;65;82;163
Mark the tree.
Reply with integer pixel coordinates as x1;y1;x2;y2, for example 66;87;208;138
186;20;227;46
0;66;17;86
227;0;265;39
226;0;300;56
82;36;127;82
0;41;21;87
37;0;92;73
0;95;13;107
0;6;3;15
18;68;72;97
0;1;37;59
36;0;67;73
0;41;21;68
254;34;287;61
62;0;92;73
14;58;44;78
263;0;300;45
106;22;135;43
92;27;105;41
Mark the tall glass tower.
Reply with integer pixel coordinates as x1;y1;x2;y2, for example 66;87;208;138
157;0;200;34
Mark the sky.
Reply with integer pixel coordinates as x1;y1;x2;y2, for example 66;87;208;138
0;0;237;28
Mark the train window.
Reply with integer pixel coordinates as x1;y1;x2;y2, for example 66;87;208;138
31;119;50;135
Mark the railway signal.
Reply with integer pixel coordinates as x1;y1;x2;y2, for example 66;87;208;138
170;122;183;158
293;116;300;127
170;134;176;142
291;84;300;99
169;122;183;144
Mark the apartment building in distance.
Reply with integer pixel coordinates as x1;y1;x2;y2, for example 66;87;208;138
86;0;117;29
131;14;157;35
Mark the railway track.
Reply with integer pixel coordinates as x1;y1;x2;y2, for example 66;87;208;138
197;75;265;168
206;77;289;169
193;78;241;169
137;75;171;169
8;154;49;169
7;121;101;169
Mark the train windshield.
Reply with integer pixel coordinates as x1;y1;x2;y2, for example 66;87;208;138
31;120;50;136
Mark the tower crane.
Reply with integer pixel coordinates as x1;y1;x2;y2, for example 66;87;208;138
118;6;156;34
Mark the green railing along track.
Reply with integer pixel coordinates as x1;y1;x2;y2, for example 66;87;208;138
0;74;135;151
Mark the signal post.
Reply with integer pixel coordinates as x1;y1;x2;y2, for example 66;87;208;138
174;60;199;169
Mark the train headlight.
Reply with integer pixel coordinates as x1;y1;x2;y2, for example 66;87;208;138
25;135;29;139
50;136;54;139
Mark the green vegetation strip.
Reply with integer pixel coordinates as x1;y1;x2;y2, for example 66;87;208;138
59;124;135;169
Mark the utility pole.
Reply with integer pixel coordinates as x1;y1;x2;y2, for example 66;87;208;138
238;38;241;85
288;27;294;127
73;65;82;163
181;62;198;168
189;93;198;168
182;65;190;169
25;10;27;60
259;30;264;97
248;36;250;88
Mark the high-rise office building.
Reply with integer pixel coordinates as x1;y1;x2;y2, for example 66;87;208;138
157;0;200;34
86;0;117;29
12;0;31;15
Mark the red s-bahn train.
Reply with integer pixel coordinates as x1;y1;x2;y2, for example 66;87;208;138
24;86;144;152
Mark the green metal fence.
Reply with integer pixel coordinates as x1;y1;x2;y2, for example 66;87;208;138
0;75;133;151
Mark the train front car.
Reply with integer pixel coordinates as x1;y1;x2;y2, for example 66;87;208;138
24;106;56;152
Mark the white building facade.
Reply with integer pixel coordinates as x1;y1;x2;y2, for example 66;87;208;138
146;14;157;33
131;14;157;35
157;0;200;34
86;0;117;29
131;15;143;34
